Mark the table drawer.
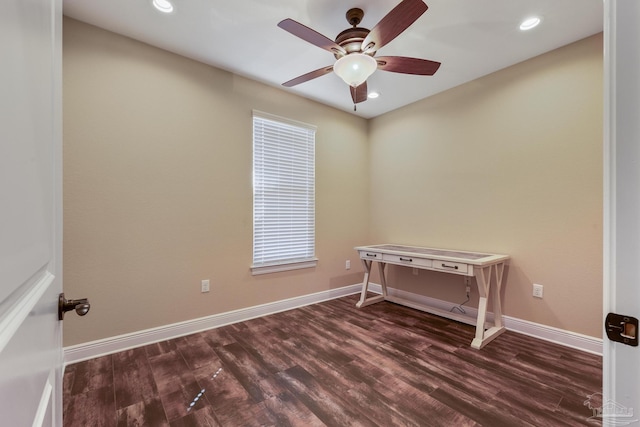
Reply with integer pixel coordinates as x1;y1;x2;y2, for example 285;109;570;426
383;253;432;269
359;251;382;261
431;260;469;274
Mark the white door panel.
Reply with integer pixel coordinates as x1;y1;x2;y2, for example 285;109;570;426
0;1;54;305
0;0;63;425
0;273;60;427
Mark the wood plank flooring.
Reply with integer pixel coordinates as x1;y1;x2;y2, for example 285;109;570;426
63;294;602;426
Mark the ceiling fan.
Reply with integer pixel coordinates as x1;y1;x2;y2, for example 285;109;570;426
277;0;441;109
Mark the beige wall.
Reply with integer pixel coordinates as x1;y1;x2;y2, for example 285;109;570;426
62;18;370;346
369;34;603;337
63;17;603;346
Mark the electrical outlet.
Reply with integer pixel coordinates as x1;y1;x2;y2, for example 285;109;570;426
533;283;543;298
412;268;419;276
201;279;210;293
345;260;351;270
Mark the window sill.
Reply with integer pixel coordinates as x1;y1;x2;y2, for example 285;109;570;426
251;258;318;276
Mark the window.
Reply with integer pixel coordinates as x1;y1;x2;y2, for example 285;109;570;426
251;111;317;275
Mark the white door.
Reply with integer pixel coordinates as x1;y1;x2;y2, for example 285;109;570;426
0;0;64;426
603;0;640;425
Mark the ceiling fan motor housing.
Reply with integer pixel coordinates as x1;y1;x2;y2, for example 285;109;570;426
334;8;376;58
335;27;372;57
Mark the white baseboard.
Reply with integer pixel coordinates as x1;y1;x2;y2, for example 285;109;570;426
372;284;603;355
503;316;603;355
64;283;602;364
63;284;363;365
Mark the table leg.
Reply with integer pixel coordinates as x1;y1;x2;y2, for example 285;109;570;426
357;259;372;306
378;262;388;298
472;265;491;347
471;263;506;349
356;259;385;308
492;262;505;329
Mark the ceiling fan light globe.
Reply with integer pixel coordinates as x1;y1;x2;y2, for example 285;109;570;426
333;54;377;87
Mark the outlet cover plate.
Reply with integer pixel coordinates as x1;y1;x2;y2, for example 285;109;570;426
533;283;543;298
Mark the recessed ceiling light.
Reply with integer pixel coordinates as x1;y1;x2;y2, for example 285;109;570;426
368;92;380;99
520;17;541;31
152;0;174;13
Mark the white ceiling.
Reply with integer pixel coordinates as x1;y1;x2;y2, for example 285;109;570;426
62;0;603;119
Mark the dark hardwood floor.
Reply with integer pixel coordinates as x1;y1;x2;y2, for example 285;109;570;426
63;294;602;426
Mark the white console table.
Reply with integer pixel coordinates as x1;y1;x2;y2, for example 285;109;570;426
355;244;509;349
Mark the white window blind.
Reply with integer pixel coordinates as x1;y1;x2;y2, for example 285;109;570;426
252;111;317;274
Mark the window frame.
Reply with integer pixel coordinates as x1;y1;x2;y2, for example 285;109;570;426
251;110;317;275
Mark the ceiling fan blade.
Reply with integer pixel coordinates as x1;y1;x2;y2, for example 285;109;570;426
350;81;368;104
278;19;346;56
376;56;441;75
361;0;428;53
282;65;334;87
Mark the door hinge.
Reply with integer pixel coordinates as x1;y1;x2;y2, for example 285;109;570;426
605;313;638;347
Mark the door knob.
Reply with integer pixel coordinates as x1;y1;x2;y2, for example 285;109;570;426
58;293;91;320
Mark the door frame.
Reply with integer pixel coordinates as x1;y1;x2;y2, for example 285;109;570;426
603;0;640;423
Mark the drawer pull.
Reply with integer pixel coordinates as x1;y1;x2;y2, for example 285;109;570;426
366;253;378;257
399;257;413;262
442;263;459;270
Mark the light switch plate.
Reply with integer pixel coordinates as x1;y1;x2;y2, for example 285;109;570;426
201;279;210;293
